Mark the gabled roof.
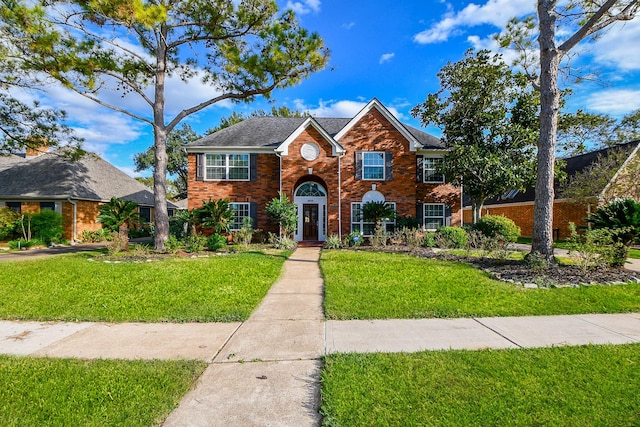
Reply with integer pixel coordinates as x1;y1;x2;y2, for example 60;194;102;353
473;140;640;206
0;151;174;208
276;117;345;156
186;99;444;152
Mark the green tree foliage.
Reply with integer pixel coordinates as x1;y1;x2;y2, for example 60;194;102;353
194;199;235;234
558;109;640;155
266;192;298;238
29;210;63;246
588;198;640;247
498;1;640;257
97;198;142;251
0;207;19;239
3;0;328;251
412;49;538;223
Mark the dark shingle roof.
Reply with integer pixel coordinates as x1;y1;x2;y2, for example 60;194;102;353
0;151;174;207
478;140;640;206
187;116;444;150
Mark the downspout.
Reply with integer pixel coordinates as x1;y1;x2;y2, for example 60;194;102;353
338;153;343;240
67;198;77;244
460;182;463;227
275;151;283;238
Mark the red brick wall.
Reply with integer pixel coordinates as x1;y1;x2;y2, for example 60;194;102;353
462;200;590;239
187;152;281;234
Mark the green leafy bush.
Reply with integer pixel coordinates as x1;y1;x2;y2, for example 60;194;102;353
8;238;42;249
435;226;468;249
324;234;343;249
266;193;298;238
30;210;63;245
164;235;183;254
423;232;437;248
184;234;207;253
206;234;228;251
232;217;254;246
567;222;627;271
370;226;389;248
81;229;113;242
588;198;640;246
474;215;521;242
395;227;423;248
268;232;297;250
343;231;364;247
396;216;422;230
0;207;19;240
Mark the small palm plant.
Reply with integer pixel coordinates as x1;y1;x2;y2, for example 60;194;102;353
194;199;235;234
362;201;396;230
588;198;640;246
98;197;142;251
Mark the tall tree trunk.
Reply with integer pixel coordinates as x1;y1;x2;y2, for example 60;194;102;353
531;0;561;258
152;24;169;251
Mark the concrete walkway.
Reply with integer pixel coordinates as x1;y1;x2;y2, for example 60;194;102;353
1;247;640;425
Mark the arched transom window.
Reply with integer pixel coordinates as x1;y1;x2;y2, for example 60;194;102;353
295;182;326;197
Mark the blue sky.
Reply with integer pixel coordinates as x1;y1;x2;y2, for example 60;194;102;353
12;0;640;176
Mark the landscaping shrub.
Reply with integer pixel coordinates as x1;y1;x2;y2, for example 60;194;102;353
370;226;389;247
435;226;468;249
474;215;521;242
343;231;364;247
324;234;343;249
232;217;254;246
396;216;422;230
8;238;42;250
588;198;640;247
81;229;113;242
164;235;183;254
0;207;19;240
567;222;627;270
206;233;227;251
395;227;423;248
268;233;297;250
184;234;207;253
30;210;63;245
422;232;436;248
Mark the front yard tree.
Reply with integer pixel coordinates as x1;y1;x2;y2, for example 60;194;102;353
412;49;538;223
4;0;327;251
500;1;640;257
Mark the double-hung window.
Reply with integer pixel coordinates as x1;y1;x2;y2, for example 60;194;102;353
351;202;396;236
230;202;250;231
423;157;445;183
423;203;445;230
362;152;385;180
205;154;249;180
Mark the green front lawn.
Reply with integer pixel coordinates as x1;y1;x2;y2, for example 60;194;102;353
0;251;287;322
321;343;640;426
321;251;640;319
0;356;205;427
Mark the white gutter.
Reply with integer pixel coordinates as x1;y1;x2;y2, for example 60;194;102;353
67;198;77;243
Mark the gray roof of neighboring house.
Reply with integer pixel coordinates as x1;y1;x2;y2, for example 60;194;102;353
187;116;444;150
474;140;640;206
0;151;176;208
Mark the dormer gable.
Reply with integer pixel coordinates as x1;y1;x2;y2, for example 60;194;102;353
275;116;345;156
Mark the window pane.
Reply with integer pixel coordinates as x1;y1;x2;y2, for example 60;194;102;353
206;167;226;180
424;204;444;217
40;202;55;211
363;152;384;180
424;218;443;229
231;203;249;230
206;154;225;166
228;167;249;180
424;157;444;182
229;154;249;167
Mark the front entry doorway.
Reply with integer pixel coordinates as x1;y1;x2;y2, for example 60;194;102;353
303;204;319;240
294;181;327;242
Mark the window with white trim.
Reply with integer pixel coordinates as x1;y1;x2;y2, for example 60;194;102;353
362;152;385;180
205;153;249;180
351;202;396;236
230;202;250;231
423;203;445;230
423;157;445;183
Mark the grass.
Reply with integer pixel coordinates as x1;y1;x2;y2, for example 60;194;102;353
321;251;640;319
0;355;205;427
0;250;288;322
320;343;640;427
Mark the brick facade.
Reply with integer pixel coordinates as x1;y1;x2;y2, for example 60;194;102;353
462;200;590;240
187;104;462;241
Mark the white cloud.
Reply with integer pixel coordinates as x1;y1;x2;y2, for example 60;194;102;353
590;19;640;72
379;53;395;64
586;89;640;115
342;22;356;30
413;0;534;44
286;0;321;15
293;99;404;120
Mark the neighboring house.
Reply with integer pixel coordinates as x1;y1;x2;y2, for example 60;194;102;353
186;99;462;242
462;140;640;240
0;148;177;241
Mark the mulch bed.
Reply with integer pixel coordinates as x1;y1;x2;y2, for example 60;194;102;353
352;245;640;288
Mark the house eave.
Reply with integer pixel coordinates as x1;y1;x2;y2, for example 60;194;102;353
276;117;345;156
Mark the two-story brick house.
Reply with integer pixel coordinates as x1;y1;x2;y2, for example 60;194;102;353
186;99;462;242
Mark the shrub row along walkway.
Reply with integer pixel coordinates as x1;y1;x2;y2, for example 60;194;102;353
1;247;640;426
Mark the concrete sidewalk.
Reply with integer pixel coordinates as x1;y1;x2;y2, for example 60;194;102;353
1;246;640;425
